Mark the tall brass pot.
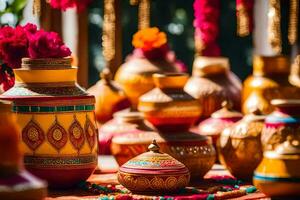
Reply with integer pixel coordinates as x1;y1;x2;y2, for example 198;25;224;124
243;55;300;114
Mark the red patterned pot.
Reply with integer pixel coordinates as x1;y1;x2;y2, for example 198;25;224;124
98;111;156;155
138;73;202;132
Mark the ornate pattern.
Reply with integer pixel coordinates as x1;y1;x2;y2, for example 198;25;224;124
69;115;85;152
24;154;97;167
118;172;189;193
47;117;68;151
13;105;94;113
22;118;45;151
85;115;97;150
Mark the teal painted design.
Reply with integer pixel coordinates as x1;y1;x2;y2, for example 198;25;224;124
266;116;300;124
12;105;95;113
253;173;300;183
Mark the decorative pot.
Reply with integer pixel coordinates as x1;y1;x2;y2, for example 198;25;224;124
115;57;178;109
254;136;300;197
112;130;216;178
98;111;156;155
138;73;202;132
0;58;98;188
184;56;242;119
87;68;131;124
243;55;300;114
0;100;47;200
218;109;265;181
198;100;242;148
118;140;190;194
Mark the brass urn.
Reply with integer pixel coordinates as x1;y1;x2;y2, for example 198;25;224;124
243;55;300;114
184;56;242;119
218;109;265;180
115;57;178;109
88;68;131;124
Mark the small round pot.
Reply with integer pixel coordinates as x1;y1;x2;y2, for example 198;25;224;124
138;73;202;132
115;57;178;108
118;140;190;194
87;68;131;124
0;58;97;188
198;101;242;148
98;111;156;155
218;109;265;181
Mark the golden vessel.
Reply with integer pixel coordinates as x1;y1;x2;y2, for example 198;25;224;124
218;109;264;180
184;56;242;119
243;55;300;114
87;68;130;124
138;73;202;132
115;57;178;108
0;58;98;188
0;100;47;200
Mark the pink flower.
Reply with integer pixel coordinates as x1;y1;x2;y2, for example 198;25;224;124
0;26;29;68
49;0;92;12
28;30;71;58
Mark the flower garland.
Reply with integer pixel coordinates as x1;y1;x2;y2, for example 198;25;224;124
193;0;221;57
49;0;93;13
0;23;71;91
130;27;187;72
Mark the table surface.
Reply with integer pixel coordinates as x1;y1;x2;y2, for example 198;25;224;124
45;156;269;200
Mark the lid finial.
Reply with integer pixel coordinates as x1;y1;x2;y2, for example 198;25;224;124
222;100;233;110
148;139;160;153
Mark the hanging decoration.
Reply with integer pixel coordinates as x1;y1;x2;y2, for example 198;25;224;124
288;0;299;45
193;0;221;56
268;0;282;53
130;0;150;30
33;0;41;16
236;0;254;37
102;0;116;63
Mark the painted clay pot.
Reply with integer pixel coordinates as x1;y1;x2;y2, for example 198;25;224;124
218;109;265;181
0;58;98;188
184;56;242;119
254;136;300;197
138;73;202;132
0;100;47;200
112;130;216;178
98;111;156;155
115;57;178;109
198;100;242;148
118;140;190;194
87;68;131;124
243;55;300;114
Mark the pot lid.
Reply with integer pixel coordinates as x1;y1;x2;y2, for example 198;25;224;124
211;101;243;119
119;140;189;175
243;108;266;122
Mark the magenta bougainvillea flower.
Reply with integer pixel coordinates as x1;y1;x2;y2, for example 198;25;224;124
0;23;71;91
49;0;93;13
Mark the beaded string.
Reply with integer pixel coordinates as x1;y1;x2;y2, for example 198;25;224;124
268;0;282;53
130;0;150;30
288;0;299;45
236;0;250;37
103;0;116;63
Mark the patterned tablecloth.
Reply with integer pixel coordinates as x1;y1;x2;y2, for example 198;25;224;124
45;156;269;200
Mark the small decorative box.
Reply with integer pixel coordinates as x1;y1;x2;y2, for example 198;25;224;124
117;140;190;194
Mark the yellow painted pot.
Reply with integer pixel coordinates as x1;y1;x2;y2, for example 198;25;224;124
0;58;98;188
115;57;178;109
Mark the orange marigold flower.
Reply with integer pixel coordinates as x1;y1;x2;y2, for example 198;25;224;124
132;27;167;51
